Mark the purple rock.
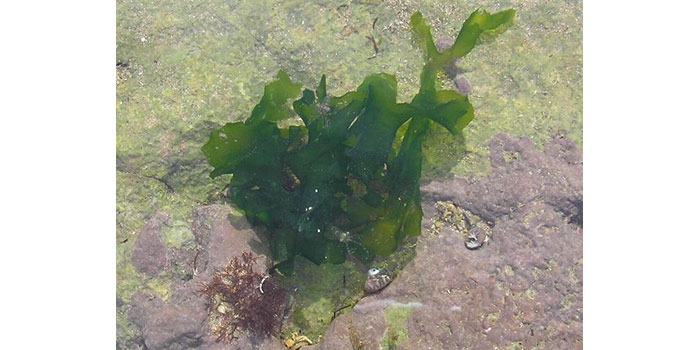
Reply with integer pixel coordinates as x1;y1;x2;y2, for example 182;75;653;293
128;292;165;329
316;134;583;349
422;133;583;223
142;303;208;350
132;212;169;278
454;74;472;96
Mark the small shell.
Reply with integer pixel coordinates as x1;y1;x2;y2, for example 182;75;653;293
465;224;489;250
465;236;483;250
364;268;392;294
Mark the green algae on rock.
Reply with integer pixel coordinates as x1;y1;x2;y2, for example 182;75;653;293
202;9;515;274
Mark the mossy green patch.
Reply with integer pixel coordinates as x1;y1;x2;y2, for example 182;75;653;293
116;305;142;349
277;257;366;341
380;305;414;350
161;219;193;249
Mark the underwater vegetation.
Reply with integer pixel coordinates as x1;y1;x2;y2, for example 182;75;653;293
198;251;288;342
202;9;515;274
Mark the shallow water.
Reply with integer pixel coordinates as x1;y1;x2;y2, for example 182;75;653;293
117;0;582;348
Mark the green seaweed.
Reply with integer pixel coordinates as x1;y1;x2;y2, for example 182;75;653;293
202;9;514;274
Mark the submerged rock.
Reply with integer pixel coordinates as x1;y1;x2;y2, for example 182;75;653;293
142;302;208;350
132;212;169;278
316;134;583;349
422;133;583;224
127;205;283;350
191;205;272;274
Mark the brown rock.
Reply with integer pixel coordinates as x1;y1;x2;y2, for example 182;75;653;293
132;212;169;277
129;292;165;329
198;333;285;350
142;302;208;350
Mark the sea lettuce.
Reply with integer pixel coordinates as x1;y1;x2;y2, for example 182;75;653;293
203;9;515;274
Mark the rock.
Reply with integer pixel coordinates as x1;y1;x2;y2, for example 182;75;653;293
454;74;472;96
198;333;284;350
129;270;284;350
128;292;165;329
320;211;582;349
128;280;209;350
316;134;583;349
191;205;272;275
128;205;283;350
167;246;199;282
318;307;387;350
132;212;169;277
142;302;208;350
127;205;283;350
422;133;583;224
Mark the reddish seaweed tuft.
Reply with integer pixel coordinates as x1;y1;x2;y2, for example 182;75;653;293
198;251;287;342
